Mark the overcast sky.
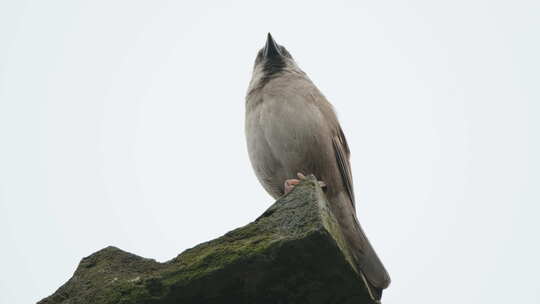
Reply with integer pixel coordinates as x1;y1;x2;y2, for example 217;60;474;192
1;1;539;303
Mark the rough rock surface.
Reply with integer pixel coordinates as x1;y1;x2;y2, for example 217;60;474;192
39;176;375;304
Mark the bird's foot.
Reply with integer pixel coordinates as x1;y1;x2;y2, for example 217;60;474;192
298;173;327;188
284;178;301;195
284;173;326;194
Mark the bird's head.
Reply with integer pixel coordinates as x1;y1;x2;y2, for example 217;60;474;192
249;33;304;91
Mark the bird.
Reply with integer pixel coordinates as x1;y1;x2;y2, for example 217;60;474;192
245;33;391;302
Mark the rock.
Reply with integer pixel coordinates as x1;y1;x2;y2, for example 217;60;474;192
39;176;376;304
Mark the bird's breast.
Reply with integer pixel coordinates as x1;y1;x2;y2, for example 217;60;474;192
245;88;336;192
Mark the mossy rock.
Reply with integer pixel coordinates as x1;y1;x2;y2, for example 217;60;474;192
39;176;375;304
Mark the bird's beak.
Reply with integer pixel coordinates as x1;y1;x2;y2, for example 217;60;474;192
264;33;282;58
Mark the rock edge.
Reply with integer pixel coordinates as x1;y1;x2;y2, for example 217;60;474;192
39;176;375;304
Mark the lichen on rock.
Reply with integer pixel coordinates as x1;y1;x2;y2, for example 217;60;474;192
39;176;375;304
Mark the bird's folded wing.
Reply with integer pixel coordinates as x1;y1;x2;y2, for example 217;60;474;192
333;127;392;291
332;127;356;209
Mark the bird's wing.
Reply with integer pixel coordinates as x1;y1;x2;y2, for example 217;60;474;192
332;126;356;209
308;86;391;291
334;127;392;292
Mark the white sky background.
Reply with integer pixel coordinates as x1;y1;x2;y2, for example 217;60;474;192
1;1;539;303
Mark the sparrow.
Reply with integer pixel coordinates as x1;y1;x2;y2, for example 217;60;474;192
245;33;390;301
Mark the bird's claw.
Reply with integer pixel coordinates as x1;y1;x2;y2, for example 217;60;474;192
285;172;326;194
284;178;301;194
298;172;326;188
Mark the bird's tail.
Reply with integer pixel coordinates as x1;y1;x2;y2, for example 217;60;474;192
330;192;391;301
353;220;389;302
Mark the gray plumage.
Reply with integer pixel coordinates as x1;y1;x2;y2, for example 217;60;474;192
245;34;390;300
